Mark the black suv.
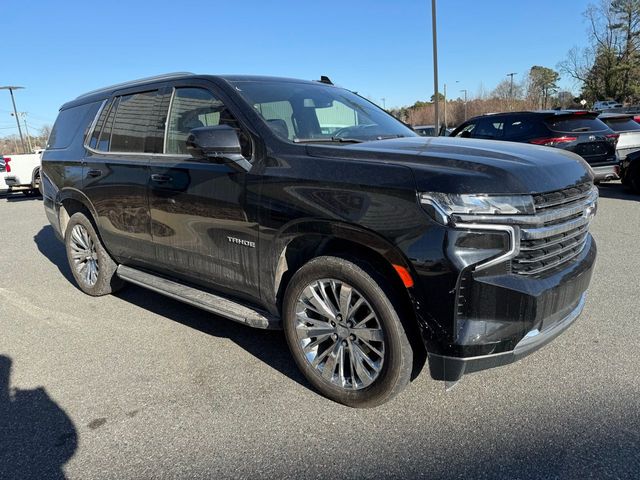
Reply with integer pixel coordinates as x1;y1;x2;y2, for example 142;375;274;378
450;111;619;182
42;74;597;407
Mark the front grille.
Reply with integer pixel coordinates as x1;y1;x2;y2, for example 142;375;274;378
512;183;595;276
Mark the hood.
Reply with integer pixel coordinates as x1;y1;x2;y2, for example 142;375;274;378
306;137;593;194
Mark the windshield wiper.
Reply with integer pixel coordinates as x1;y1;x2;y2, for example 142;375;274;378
293;137;364;144
571;127;591;132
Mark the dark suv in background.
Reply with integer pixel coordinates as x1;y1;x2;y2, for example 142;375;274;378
42;73;597;407
451;111;620;182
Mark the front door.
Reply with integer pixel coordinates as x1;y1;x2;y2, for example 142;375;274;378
147;84;260;300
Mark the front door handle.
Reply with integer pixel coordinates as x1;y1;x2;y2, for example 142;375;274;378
151;174;172;183
87;169;103;178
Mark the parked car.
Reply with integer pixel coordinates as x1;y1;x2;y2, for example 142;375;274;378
413;125;436;136
599;113;640;165
413;125;452;136
42;73;598;407
620;149;640;193
450;110;620;182
1;150;43;196
594;100;623;111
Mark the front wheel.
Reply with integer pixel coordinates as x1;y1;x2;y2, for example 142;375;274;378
283;256;413;407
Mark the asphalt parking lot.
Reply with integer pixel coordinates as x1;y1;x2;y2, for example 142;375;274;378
0;184;638;480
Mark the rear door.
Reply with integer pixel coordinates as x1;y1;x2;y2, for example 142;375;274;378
147;81;260;301
83;88;164;266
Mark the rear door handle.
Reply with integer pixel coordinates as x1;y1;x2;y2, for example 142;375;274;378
87;169;103;178
151;174;172;183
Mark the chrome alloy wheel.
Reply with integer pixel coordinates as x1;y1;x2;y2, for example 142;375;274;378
69;224;99;286
295;279;385;389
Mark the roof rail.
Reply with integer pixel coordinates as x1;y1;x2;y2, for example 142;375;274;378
75;72;195;99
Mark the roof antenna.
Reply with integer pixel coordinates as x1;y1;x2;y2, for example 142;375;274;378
319;75;333;85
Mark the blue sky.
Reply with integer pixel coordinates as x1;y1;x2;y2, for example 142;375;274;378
2;0;593;135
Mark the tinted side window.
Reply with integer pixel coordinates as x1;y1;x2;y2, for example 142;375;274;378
147;92;172;154
454;122;476;137
89;100;112;149
504;117;538;139
474;118;504;139
110;91;158;153
97;98;119;152
165;88;226;154
48;103;97;149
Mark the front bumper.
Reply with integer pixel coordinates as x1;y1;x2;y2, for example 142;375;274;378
420;233;596;382
428;292;586;381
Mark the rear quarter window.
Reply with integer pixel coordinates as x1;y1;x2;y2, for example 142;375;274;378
545;117;608;133
48;102;98;149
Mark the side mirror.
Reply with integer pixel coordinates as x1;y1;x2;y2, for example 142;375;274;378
186;125;251;172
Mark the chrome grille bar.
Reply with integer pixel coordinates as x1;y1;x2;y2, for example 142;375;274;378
512;183;595;276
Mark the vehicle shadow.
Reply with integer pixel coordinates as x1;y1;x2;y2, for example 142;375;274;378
0;355;77;480
34;226;75;283
597;181;640;201
33;225;310;392
1;192;42;202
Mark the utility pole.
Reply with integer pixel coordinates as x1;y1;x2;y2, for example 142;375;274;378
431;0;440;136
0;86;26;153
381;97;386;110
460;89;468;120
443;83;447;128
507;72;517;109
20;112;33;152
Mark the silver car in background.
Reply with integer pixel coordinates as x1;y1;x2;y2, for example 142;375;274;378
599;113;640;166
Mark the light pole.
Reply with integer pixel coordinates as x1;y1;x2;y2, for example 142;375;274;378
507;72;517;109
0;86;26;153
381;97;386;110
431;0;440;136
443;83;447;128
460;89;468;120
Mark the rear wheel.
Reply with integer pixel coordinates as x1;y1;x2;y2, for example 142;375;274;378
629;164;640;194
64;212;124;296
283;256;413;407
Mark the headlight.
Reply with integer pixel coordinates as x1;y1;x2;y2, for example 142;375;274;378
419;192;535;224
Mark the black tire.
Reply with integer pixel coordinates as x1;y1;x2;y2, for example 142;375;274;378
33;169;43;196
283;256;413;407
629;164;640;194
64;212;124;296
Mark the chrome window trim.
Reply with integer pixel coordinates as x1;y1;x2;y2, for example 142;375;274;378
83;99;108;148
162;87;176;154
83;144;190;158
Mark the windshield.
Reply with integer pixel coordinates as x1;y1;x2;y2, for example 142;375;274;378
231;80;417;143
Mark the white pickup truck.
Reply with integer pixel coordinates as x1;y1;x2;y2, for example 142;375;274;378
0;150;42;196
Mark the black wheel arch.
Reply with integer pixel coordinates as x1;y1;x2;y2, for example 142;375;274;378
269;221;430;372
